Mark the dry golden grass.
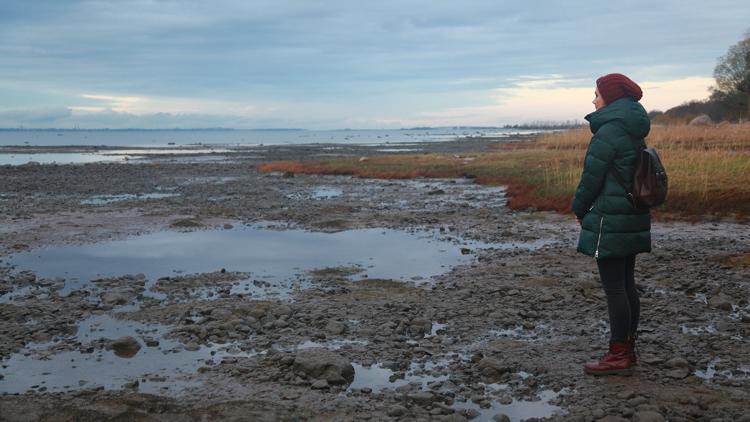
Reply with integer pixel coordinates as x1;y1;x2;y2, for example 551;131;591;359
258;123;750;219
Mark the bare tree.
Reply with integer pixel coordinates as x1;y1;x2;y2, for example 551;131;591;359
714;30;750;117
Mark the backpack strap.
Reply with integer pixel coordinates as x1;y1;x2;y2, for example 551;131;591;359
610;166;636;206
609;137;646;205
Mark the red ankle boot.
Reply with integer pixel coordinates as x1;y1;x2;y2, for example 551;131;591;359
627;335;639;365
584;342;634;376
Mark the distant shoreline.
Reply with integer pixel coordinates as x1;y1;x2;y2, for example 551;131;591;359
0;125;576;132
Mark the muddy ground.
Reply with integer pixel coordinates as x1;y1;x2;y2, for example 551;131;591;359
0;138;749;422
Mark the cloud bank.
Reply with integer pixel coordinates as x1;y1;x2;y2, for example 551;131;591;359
0;0;747;128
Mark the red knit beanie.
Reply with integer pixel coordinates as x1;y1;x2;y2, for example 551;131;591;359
596;73;643;105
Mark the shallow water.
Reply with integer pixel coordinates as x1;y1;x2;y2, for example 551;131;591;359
0;314;257;394
6;223;516;299
286;186;343;200
348;361;450;392
0;153;139;165
452;388;566;422
0;128;537;148
81;192;180;205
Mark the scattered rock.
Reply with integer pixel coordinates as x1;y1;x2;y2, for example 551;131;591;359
599;416;629;422
633;410;665;422
325;320;347;335
492;414;510;422
100;291;129;306
170;218;202;228
407;392;436;406
292;348;354;385
387;405;408;417
211;308;233;320
708;293;733;311
665;357;689;368
310;379;329;389
109;336;141;358
460;408;480;419
688;114;713;126
409;318;431;337
666;368;690;379
477;357;511;380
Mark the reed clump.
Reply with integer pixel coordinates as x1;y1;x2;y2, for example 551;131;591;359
257;123;750;219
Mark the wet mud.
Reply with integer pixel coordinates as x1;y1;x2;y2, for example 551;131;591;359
1;139;749;421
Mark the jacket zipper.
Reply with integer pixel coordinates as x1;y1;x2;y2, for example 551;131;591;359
594;216;604;259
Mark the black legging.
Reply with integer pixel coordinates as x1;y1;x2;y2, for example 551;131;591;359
596;255;639;343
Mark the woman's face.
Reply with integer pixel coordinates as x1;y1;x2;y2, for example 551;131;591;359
593;88;606;110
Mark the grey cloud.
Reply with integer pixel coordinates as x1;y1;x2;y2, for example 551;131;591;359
0;0;748;127
0;108;303;129
0;107;72;125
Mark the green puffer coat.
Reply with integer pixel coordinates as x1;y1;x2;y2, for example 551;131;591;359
572;97;651;259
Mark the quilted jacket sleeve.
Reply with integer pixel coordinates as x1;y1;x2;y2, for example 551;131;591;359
572;131;616;219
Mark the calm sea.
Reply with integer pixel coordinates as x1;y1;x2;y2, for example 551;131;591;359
0;128;534;148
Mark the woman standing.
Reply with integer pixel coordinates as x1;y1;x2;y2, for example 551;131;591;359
572;73;651;376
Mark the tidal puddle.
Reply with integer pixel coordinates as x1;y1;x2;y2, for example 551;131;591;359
0;285;44;304
348;359;451;392
287;186;343;200
6;223;499;299
0;153;141;166
490;323;553;341
294;339;368;350
427;322;448;337
0;314;257;394
104;148;232;155
452;388;566;422
694;357;750;382
81;192;179;205
680;324;718;336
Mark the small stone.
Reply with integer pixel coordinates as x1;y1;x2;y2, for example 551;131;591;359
387;405;408;417
592;408;606;419
292;348;354;385
210;308;232;320
477;357;511;380
599;417;629;422
325;320;347;335
311;379;329;389
407;392;435;406
492;414;510;422
665;357;689;368
100;291;129;305
109;336;141;358
666;368;690;379
633;410;665;422
123;380;139;389
627;397;648;407
460;408;480;419
707;294;733;311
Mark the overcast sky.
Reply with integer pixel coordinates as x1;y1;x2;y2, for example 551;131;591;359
0;0;748;129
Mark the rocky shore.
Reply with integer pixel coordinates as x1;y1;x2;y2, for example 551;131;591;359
1;138;748;421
